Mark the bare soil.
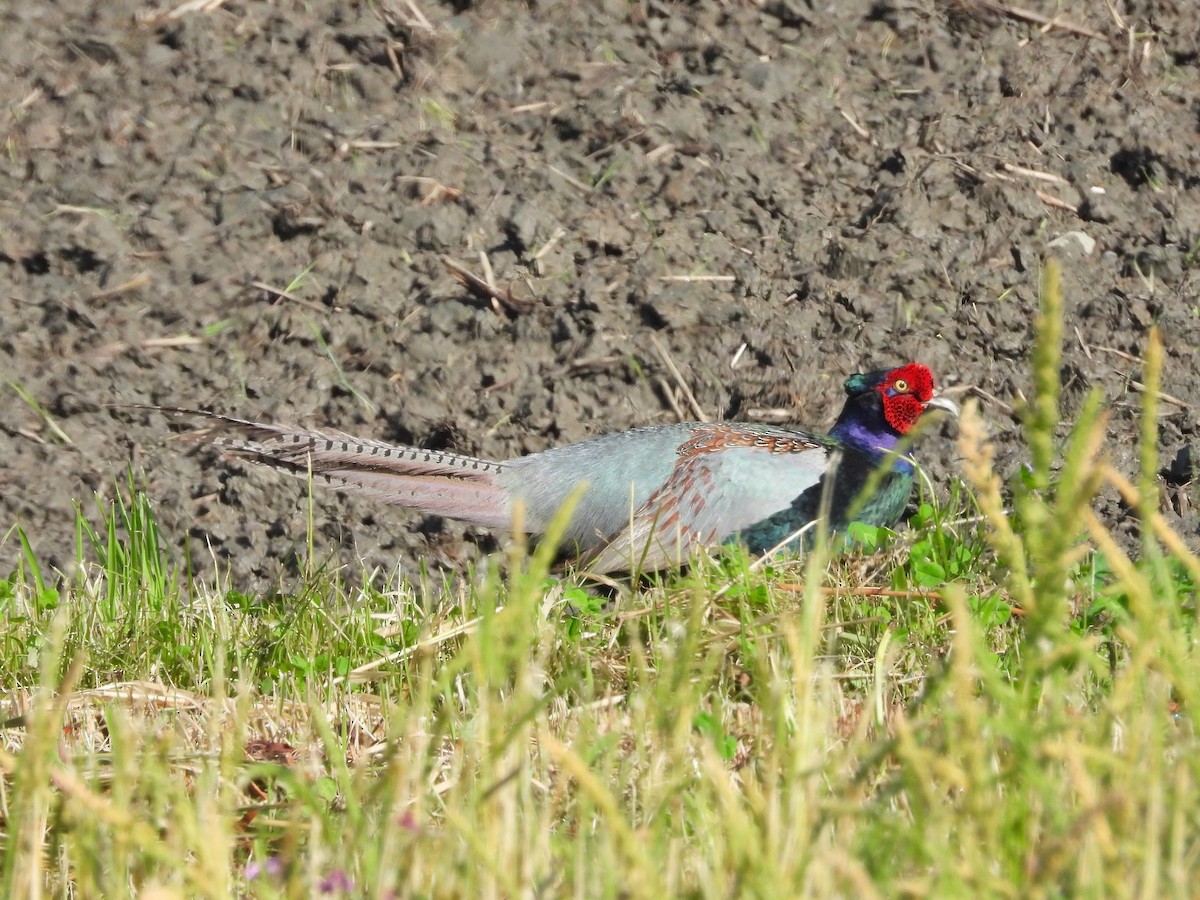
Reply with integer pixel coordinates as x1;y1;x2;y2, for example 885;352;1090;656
2;0;1198;586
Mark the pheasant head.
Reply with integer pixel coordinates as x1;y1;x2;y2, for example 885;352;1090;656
831;363;958;457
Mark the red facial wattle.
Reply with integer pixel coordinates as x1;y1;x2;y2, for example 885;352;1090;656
878;363;935;435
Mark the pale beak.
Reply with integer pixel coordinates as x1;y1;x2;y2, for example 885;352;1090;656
924;394;960;418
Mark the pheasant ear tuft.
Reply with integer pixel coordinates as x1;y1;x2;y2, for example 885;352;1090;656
843;372;872;395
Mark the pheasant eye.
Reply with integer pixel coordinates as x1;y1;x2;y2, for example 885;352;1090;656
893;379;909;392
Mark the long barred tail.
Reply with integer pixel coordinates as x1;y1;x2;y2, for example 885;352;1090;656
156;408;515;530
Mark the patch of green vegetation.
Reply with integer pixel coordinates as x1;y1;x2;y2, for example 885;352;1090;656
592;156;626;190
420;98;458;131
9;382;72;445
0;261;1197;896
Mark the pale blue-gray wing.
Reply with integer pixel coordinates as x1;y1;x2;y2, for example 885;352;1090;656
580;426;834;573
498;425;702;549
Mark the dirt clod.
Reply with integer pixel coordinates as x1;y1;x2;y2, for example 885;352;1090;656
3;1;1199;585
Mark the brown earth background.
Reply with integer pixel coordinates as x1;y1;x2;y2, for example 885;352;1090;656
2;0;1198;588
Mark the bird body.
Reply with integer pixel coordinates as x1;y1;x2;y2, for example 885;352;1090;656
170;363;956;572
